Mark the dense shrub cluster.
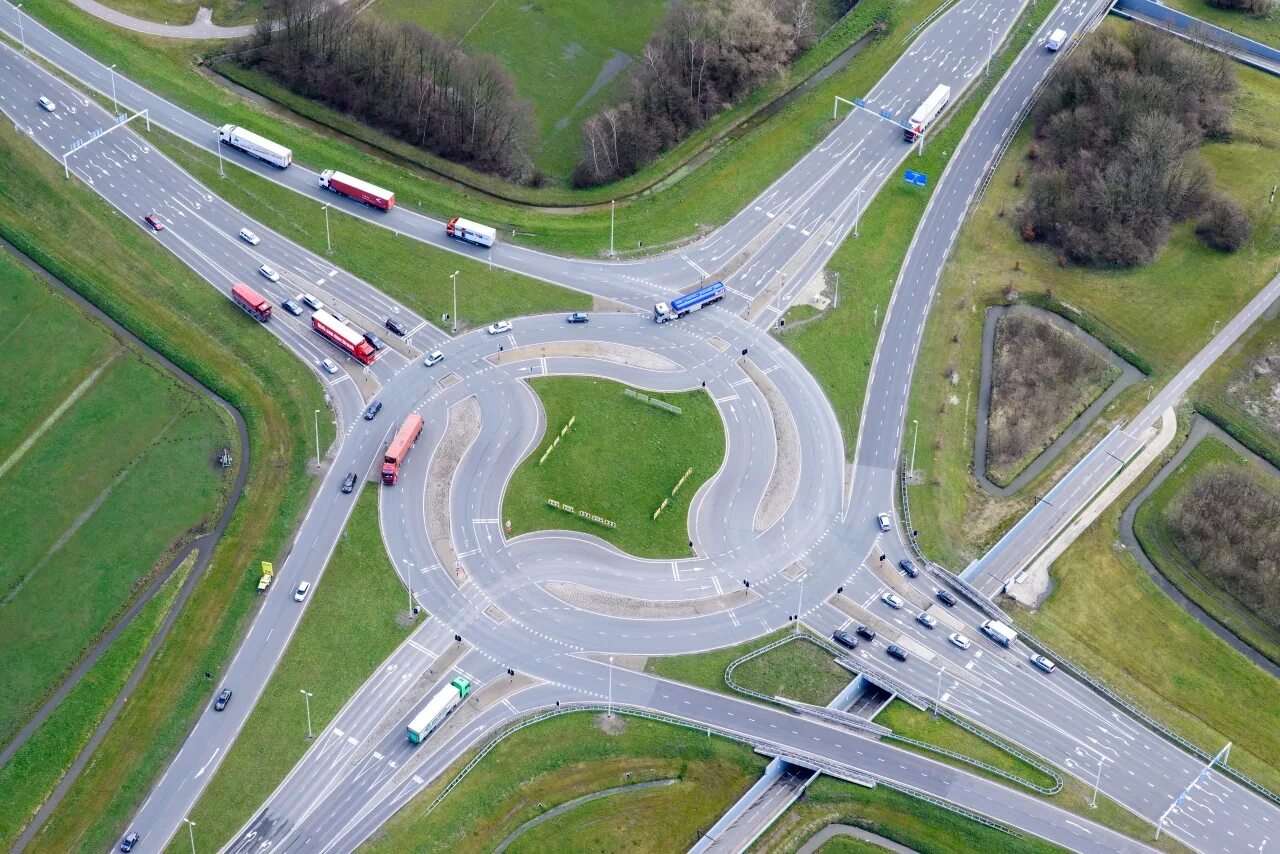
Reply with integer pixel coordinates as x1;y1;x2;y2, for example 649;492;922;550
245;0;535;179
572;0;815;187
1168;467;1280;628
1020;28;1243;265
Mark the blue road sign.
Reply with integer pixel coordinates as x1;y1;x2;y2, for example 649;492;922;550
878;107;896;120
854;97;867;108
904;169;928;187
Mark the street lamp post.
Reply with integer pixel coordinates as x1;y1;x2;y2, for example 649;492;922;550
934;668;942;717
109;64;118;115
450;270;459;334
1090;755;1104;808
313;409;321;466
216;127;225;178
607;655;614;717
609;199;615;257
853;185;863;238
16;3;25;52
910;418;920;475
986;28;997;77
300;689;314;739
183;818;196;854
322;204;332;254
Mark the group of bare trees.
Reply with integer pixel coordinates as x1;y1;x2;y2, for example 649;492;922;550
1020;28;1248;266
573;0;815;187
1168;466;1280;629
245;0;535;179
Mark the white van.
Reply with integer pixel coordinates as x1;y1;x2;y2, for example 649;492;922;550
1047;28;1068;51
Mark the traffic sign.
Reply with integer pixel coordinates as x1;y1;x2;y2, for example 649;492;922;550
878;107;896;120
904;169;928;188
854;97;867;108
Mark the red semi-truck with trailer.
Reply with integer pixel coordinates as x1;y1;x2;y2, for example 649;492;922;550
231;282;272;322
319;170;396;211
382;413;424;485
311;309;376;365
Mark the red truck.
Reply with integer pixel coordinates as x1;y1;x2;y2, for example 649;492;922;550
231;282;272;322
311;309;376;365
319;170;395;211
382;413;424;485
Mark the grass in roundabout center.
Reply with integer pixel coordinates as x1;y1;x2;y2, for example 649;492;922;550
502;376;725;559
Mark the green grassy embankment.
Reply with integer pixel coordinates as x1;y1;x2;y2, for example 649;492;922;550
0;115;330;852
502;376;725;558
180;485;414;850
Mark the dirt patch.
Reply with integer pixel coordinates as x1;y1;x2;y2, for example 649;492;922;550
1227;339;1280;440
741;357;800;533
591;295;637;314
543;580;757;619
986;311;1119;485
426;396;481;585
487;341;679;372
595;711;629;735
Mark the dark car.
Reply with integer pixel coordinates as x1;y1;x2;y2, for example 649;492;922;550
855;625;876;642
120;832;140;852
214;688;232;711
341;472;357;494
363;331;386;351
898;558;919;578
363;400;383;421
143;213;164;231
567;312;590;323
281;298;304;316
832;630;858;650
385;317;408;336
936;589;958;607
886;644;909;662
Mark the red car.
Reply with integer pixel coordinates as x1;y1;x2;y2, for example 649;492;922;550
144;213;164;231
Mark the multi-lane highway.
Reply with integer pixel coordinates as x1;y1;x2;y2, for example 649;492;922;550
2;0;1278;850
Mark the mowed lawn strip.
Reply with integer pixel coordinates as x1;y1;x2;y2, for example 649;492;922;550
645;627;813;697
0;553;192;852
502;376;725;559
15;0;950;251
0;122;330;851
154;129;590;330
729;637;852;706
0;260;231;747
182;484;413;850
365;712;767;853
906;44;1280;565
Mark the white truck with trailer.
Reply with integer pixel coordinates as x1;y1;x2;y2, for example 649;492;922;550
217;125;292;168
903;85;951;143
446;217;497;248
406;677;471;743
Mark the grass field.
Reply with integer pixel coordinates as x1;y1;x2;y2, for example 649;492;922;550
0;254;231;749
1133;435;1280;665
781;0;1059;459
1193;308;1280;468
758;776;1064;854
369;0;668;180
1161;0;1280;48
0;118;330;851
183;484;413;849
155;130;588;329
0;553;190;852
645;628;800;697
729;636;852;706
905;38;1280;567
502;376;725;558
15;0;953;249
366;712;767;852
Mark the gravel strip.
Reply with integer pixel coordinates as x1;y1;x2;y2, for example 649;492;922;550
742;358;800;533
488;341;679;372
426;396;481;584
544;581;757;619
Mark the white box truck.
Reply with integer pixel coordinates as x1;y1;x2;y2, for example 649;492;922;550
218;125;292;168
981;619;1018;647
1047;28;1068;51
446;217;496;248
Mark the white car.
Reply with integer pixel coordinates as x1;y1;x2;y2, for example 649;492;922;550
424;350;444;367
320;358;338;375
301;293;323;311
876;513;892;532
258;264;280;282
1030;654;1056;673
881;591;904;610
293;581;311;602
38;96;56;112
487;320;512;335
916;612;937;629
949;633;971;650
238;228;261;245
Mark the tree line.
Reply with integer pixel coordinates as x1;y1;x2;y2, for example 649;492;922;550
1020;28;1248;266
573;0;818;188
244;0;535;179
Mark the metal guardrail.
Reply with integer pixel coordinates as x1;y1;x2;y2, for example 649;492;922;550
879;778;1021;837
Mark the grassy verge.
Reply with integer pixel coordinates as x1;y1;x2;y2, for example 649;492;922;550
365;712;767;852
0;116;331;851
780;0;1059;459
905;33;1280;567
1013;427;1280;795
0;254;230;743
502;376;725;558
0;553;191;852
645;627;800;696
756;776;1065;853
155;129;589;329
17;0;951;254
1133;435;1280;665
1192;308;1280;469
729;637;852;706
180;484;413;849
